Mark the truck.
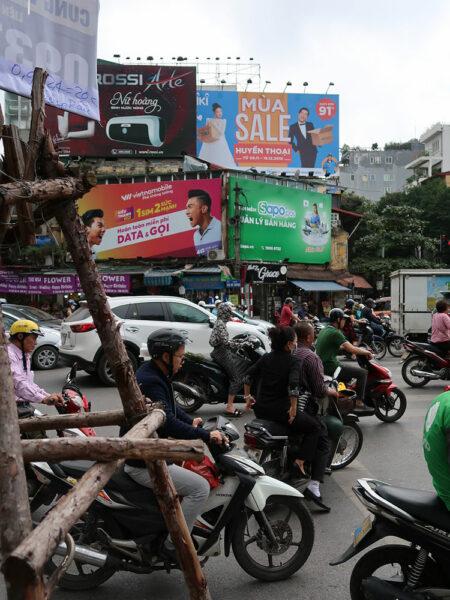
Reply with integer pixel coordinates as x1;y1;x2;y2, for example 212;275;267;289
390;269;450;338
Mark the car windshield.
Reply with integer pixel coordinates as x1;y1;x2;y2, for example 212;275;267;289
13;306;59;322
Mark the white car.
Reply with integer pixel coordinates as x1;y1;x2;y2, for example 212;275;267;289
59;296;270;386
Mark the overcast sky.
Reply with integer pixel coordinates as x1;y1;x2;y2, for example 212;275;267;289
97;0;450;149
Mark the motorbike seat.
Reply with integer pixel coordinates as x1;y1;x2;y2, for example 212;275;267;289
248;418;290;437
412;342;443;354
377;485;450;532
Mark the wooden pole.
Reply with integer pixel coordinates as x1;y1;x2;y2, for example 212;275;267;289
2;409;166;585
0;173;96;206
21;436;204;463
18;409;128;433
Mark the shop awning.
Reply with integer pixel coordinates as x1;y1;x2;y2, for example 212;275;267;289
336;275;373;290
290;280;350;292
144;268;183;286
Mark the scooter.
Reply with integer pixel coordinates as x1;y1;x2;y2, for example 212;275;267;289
380;315;405;358
355;319;387;360
341;355;407;422
330;478;450;599
401;339;450;388
31;416;315;590
172;334;265;413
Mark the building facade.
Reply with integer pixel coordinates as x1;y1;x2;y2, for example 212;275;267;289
405;123;450;182
340;140;424;201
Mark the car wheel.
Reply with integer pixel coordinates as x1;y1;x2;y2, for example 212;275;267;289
97;350;138;387
32;345;59;370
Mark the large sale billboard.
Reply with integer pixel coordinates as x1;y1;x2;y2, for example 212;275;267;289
78;179;222;259
46;63;196;157
229;177;331;263
197;91;339;176
0;0;100;120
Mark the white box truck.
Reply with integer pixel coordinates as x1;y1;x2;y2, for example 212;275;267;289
390;269;450;338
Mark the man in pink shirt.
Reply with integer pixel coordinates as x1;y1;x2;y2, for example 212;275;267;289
431;300;450;356
279;298;301;327
7;319;64;410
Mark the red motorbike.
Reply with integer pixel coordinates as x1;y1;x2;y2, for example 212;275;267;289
57;363;96;437
401;340;450;388
339;355;407;423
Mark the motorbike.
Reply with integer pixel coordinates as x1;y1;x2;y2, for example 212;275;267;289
30;416;315;589
380;315;405;358
172;334;265;413
401;340;450;388
355;319;387;360
330;477;450;600
341;355;407;422
243;378;363;476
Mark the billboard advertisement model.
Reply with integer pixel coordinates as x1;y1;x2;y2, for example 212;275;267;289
229;177;331;263
78;179;222;260
197;91;339;176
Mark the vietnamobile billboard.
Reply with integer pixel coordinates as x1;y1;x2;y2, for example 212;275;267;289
77;179;222;259
197;91;339;176
229;177;331;263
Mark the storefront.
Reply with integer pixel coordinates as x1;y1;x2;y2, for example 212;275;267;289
289;279;350;318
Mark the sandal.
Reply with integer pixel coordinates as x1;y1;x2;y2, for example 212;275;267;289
223;409;243;418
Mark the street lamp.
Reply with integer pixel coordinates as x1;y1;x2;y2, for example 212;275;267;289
199;78;205;90
263;80;271;92
326;81;335;94
283;81;292;93
245;78;252;91
220;79;226;90
303;81;309;93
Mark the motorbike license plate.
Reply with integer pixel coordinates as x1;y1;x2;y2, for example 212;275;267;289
401;351;409;360
353;515;372;547
245;447;262;463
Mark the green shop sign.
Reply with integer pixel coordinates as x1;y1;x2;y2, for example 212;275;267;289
229;177;331;263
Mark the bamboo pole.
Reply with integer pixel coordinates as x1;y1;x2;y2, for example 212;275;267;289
18;409;127;433
21;436;204;463
2;409;166;585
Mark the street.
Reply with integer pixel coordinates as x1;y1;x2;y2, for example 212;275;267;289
0;354;441;600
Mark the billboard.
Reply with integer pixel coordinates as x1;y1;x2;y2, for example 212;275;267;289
78;179;222;260
197;91;339;176
229;177;331;263
0;0;100;120
46;63;196;157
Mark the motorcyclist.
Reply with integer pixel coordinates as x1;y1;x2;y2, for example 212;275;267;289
315;308;374;412
7;319;64;417
297;301;314;321
280;297;301;326
121;328;227;565
423;390;450;511
342;299;358;344
361;298;385;337
430;300;450;357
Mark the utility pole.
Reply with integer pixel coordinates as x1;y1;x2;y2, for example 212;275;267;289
233;182;242;303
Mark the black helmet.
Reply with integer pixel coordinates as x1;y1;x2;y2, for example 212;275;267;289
328;308;347;322
365;298;375;307
345;299;355;308
147;328;189;358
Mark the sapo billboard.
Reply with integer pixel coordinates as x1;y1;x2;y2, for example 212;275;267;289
46;63;196;157
229;177;331;263
197;91;339;176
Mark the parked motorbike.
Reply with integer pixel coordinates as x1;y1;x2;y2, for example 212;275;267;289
31;416;315;589
380;315;405;358
172;334;265;413
330;477;450;599
342;355;407;422
243;380;363;475
401;340;450;388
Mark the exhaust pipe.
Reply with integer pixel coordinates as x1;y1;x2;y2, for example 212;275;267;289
410;369;440;379
54;541;107;567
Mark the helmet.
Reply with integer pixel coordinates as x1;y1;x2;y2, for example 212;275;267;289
365;298;375;307
198;300;207;307
302;302;308;307
10;319;43;337
345;299;355;308
147;328;190;358
215;299;222;306
328;308;347;322
285;297;293;304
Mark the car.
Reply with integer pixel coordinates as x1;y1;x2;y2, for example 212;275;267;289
2;304;62;329
59;296;271;386
2;310;61;370
374;297;391;317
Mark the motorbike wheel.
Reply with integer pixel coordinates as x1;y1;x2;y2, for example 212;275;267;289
401;356;431;387
349;544;445;600
330;423;363;470
387;336;404;358
371;339;387;360
173;379;204;413
232;495;314;581
45;508;117;590
374;388;407;422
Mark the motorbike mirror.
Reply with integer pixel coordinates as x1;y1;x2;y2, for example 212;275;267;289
66;362;78;383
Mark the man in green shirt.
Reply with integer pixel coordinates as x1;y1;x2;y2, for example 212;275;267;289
315;308;373;411
423;391;450;511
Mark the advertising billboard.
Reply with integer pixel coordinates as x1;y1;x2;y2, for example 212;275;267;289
0;0;100;120
78;179;222;260
46;63;196;157
229;177;331;264
197;91;339;176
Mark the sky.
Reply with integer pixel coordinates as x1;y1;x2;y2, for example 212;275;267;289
96;0;450;149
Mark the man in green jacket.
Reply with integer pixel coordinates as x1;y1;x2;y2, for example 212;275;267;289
423;391;450;511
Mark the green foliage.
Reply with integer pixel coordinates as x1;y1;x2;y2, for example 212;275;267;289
384;141;412;151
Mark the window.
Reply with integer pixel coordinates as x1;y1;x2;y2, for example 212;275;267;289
385;156;393;164
384;186;392;194
354;155;359;165
168;302;210;323
351;174;355;181
432;139;440;153
369;174;376;181
369;156;375;165
383;174;393;182
374;156;381;164
113;303;137;319
136;302;166;321
362;174;368;182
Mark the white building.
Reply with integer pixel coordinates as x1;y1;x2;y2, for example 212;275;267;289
405;123;450;180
